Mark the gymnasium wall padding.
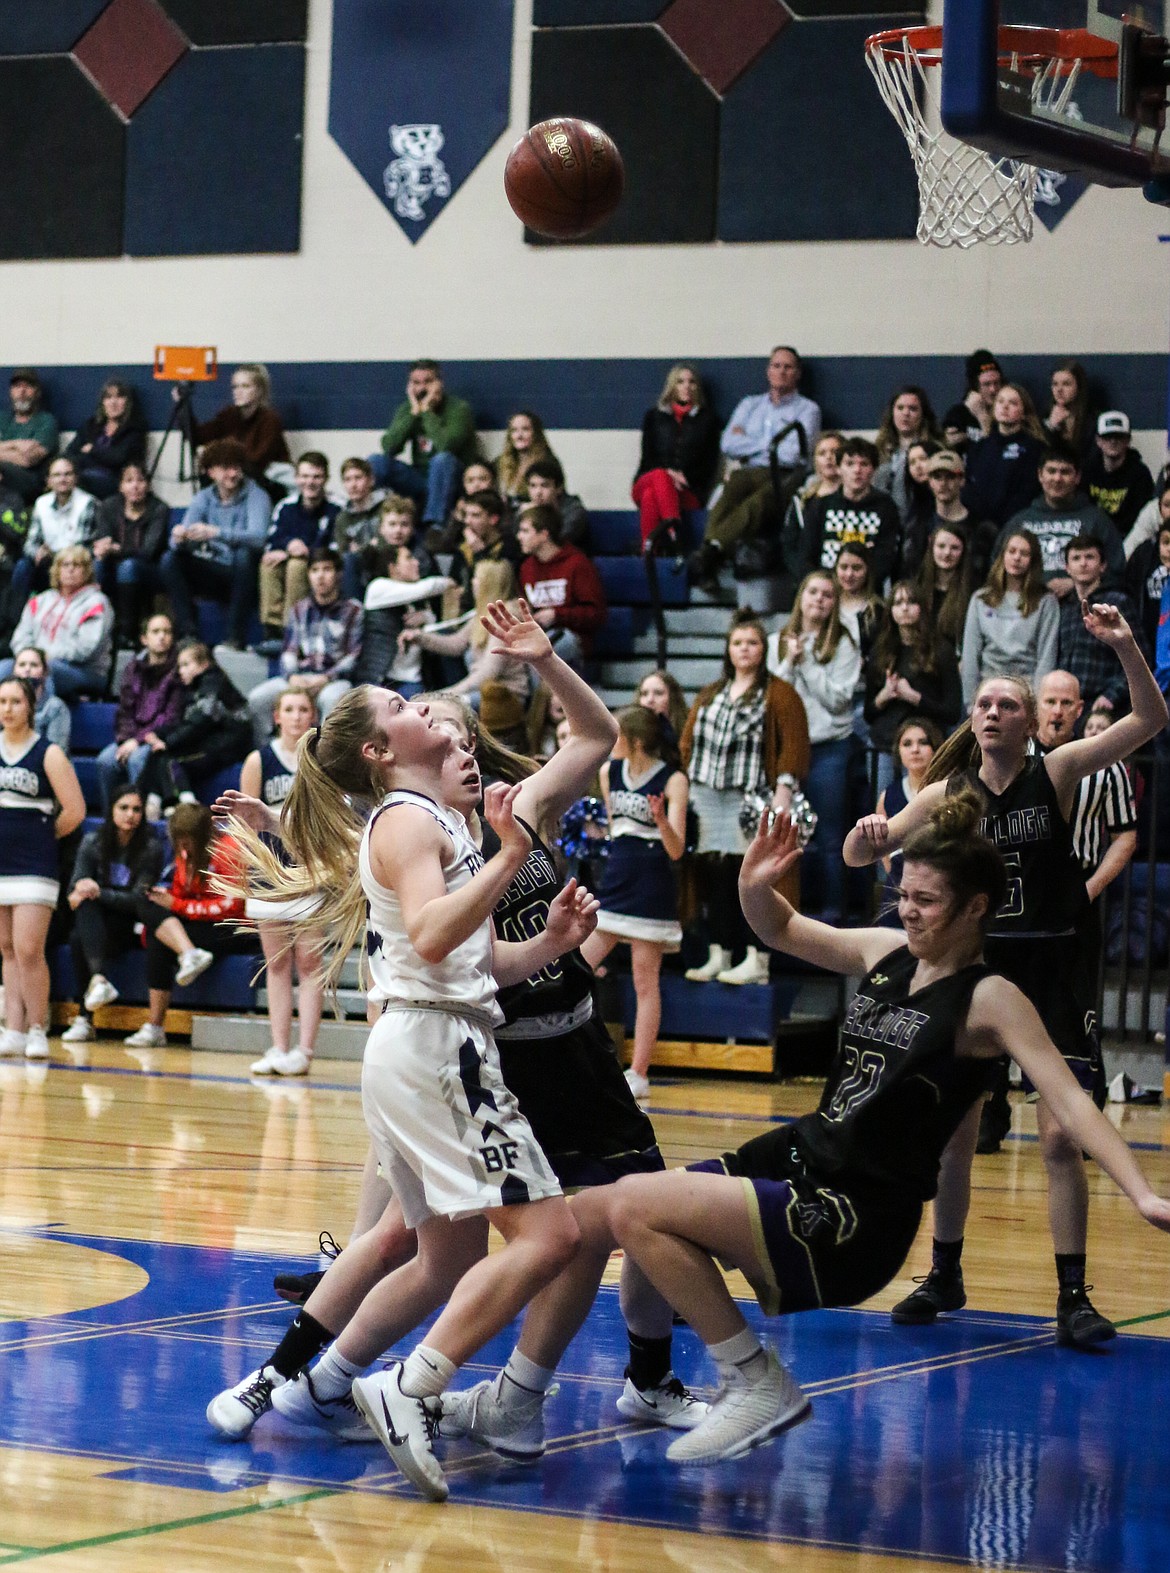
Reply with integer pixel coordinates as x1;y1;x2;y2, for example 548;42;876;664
72;0;188;121
528;27;719;245
718;14;922;241
123;44;305;256
0;57;124;259
534;2;668;22
328;0;513;242
659;0;791;97
0;1;110;53
157;0;308;45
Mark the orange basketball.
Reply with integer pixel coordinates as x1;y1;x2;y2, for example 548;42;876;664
504;117;625;240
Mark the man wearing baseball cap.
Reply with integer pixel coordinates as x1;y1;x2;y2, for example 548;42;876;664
1083;409;1154;541
0;369;59;503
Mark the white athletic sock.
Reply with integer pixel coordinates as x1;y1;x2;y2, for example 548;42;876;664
310;1346;366;1400
707;1327;767;1386
400;1344;457;1399
495;1348;555;1408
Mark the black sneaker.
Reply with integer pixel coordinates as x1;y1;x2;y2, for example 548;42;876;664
686;541;723;593
890;1268;966;1325
975;1089;1012;1154
1055;1285;1116;1350
273;1230;340;1305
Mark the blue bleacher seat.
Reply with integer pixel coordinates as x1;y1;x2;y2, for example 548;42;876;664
195;763;244;807
611;971;800;1044
52;944;261;1012
72;757;103;814
589;508;706;557
70;702;117;755
593;606;643;657
194;599;265;650
596;557;688;607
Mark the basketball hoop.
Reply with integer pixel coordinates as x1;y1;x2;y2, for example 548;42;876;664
866;26;1117;247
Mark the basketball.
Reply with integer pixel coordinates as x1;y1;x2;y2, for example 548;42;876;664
504;117;625;239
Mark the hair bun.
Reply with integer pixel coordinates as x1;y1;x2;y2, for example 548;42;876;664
929;785;984;840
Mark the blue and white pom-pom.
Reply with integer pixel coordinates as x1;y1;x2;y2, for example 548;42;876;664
556;796;610;861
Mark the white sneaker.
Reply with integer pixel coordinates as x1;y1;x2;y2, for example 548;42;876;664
62;1016;95;1044
616;1373;709;1430
0;1029;27;1058
271;1368;374;1442
684;945;727;983
144;793;163;821
273;1047;312;1077
250;1046;286;1076
623;1068;650;1105
84;975;119;1013
175;947;214;988
439;1375;548;1460
666;1348;811;1463
24;1026;49;1061
124;1023;167;1048
716;947;770;986
207;1365;287;1440
351;1364;448;1500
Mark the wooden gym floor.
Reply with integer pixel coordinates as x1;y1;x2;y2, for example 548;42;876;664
1;1038;1168;1571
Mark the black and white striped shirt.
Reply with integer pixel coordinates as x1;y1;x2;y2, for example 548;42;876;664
1068;762;1136;874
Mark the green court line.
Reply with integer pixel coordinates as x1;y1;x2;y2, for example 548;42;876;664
0;1489;340;1565
1115;1306;1170;1327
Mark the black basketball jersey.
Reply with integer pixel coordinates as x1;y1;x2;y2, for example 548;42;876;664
481;814;596;1030
758;947;993;1201
948;755;1087;938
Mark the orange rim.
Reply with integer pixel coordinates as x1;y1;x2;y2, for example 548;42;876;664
866;24;1119;77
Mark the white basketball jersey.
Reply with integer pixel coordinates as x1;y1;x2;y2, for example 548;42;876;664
359;789;503;1025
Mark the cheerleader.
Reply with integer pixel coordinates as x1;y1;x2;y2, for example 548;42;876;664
581;706;688;1104
0;676;85;1060
239;688;324;1077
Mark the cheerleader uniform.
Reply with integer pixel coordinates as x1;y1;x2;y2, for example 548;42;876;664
483;813;663;1189
359;789;561;1229
245;739;319;922
594;758;682;949
0;733;59;908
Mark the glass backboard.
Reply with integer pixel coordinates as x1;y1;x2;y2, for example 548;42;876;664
940;0;1170;185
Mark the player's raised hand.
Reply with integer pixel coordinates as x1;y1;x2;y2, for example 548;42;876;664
739;809;802;894
1081;600;1133;648
213;789;280;838
852;812;890;851
482;598;554;663
482;780;532;858
545;877;600;952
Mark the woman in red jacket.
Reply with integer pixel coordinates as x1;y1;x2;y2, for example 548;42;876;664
122;801;250;1049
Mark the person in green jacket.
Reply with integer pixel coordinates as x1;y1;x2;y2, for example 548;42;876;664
371;359;478;527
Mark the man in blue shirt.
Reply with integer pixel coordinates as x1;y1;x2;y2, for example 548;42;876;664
159;438;271;649
258;452;340;638
688;346;821;591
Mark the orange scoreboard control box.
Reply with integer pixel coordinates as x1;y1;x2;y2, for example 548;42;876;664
154;346;218;381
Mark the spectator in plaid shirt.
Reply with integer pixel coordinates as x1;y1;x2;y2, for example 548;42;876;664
246;547;361;744
1056;536;1152;715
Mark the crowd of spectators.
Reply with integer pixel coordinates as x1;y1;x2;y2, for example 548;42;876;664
0;349;1166;1018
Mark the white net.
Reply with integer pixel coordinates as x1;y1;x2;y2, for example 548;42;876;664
866;31;1086;248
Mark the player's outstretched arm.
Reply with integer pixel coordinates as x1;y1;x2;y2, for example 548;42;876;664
740;811;904;977
972;977;1170;1231
842;780;947;867
483;598;619;823
1046;603;1169;796
493;879;600;987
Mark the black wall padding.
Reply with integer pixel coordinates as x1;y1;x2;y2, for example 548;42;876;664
158;0;308;45
529;26;719;244
0;1;110;54
0;58;124;258
718;15;921;240
534;2;666;23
